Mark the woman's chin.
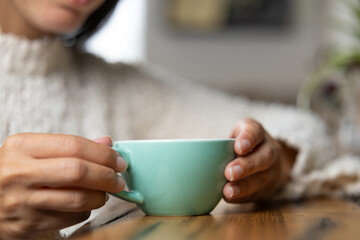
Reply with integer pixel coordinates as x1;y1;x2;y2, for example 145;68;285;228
33;7;86;35
37;18;84;35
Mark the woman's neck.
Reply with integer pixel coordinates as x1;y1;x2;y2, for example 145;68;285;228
0;0;50;39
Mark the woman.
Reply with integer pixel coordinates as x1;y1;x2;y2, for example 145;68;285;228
0;0;359;239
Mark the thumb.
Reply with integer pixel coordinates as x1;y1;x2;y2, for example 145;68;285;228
93;136;113;147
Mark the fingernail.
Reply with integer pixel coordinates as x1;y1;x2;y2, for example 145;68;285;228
93;136;109;142
116;156;127;172
229;165;243;181
105;194;109;202
117;175;125;191
229;185;240;198
238;139;250;154
93;136;113;147
105;135;113;143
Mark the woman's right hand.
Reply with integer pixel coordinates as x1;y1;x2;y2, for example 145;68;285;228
0;133;127;240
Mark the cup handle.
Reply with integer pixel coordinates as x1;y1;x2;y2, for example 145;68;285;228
110;191;144;204
110;147;144;205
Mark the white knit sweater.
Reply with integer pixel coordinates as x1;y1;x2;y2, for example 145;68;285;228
1;32;360;238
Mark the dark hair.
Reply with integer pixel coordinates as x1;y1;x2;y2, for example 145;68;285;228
62;0;119;47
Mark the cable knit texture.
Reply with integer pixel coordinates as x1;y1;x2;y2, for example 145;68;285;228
1;32;360;238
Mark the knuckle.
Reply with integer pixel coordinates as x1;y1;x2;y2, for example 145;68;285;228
0;167;28;189
103;168;117;187
18;220;37;235
70;191;88;210
63;159;87;184
99;147;114;167
265;145;278;164
2;195;25;213
258;151;267;166
244;159;255;174
2;133;27;150
62;135;85;157
263;146;272;159
261;147;273;168
0;171;15;188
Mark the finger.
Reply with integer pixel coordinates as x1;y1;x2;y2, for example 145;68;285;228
28;188;108;212
8;133;126;172
223;166;274;202
28;158;125;193
231;118;265;155
225;139;278;181
93;136;113;147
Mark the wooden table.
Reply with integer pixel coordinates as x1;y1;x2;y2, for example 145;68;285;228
71;198;360;240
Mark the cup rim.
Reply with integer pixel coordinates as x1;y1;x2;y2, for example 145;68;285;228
113;138;236;143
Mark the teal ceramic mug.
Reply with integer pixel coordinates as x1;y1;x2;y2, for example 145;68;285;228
111;139;236;216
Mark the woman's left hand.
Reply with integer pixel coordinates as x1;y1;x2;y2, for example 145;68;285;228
223;118;297;203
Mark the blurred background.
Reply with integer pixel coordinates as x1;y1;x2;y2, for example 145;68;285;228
86;0;360;154
85;0;336;104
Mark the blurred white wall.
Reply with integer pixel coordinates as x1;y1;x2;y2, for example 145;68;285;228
86;0;145;63
87;0;330;103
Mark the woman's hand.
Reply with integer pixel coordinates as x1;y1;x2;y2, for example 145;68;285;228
223;118;297;203
0;133;127;240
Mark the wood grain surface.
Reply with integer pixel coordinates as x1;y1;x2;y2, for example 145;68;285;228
72;198;360;240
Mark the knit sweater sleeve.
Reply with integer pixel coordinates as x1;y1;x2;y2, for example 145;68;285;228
111;65;360;200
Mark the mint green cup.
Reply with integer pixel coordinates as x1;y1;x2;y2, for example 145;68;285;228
111;139;236;216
